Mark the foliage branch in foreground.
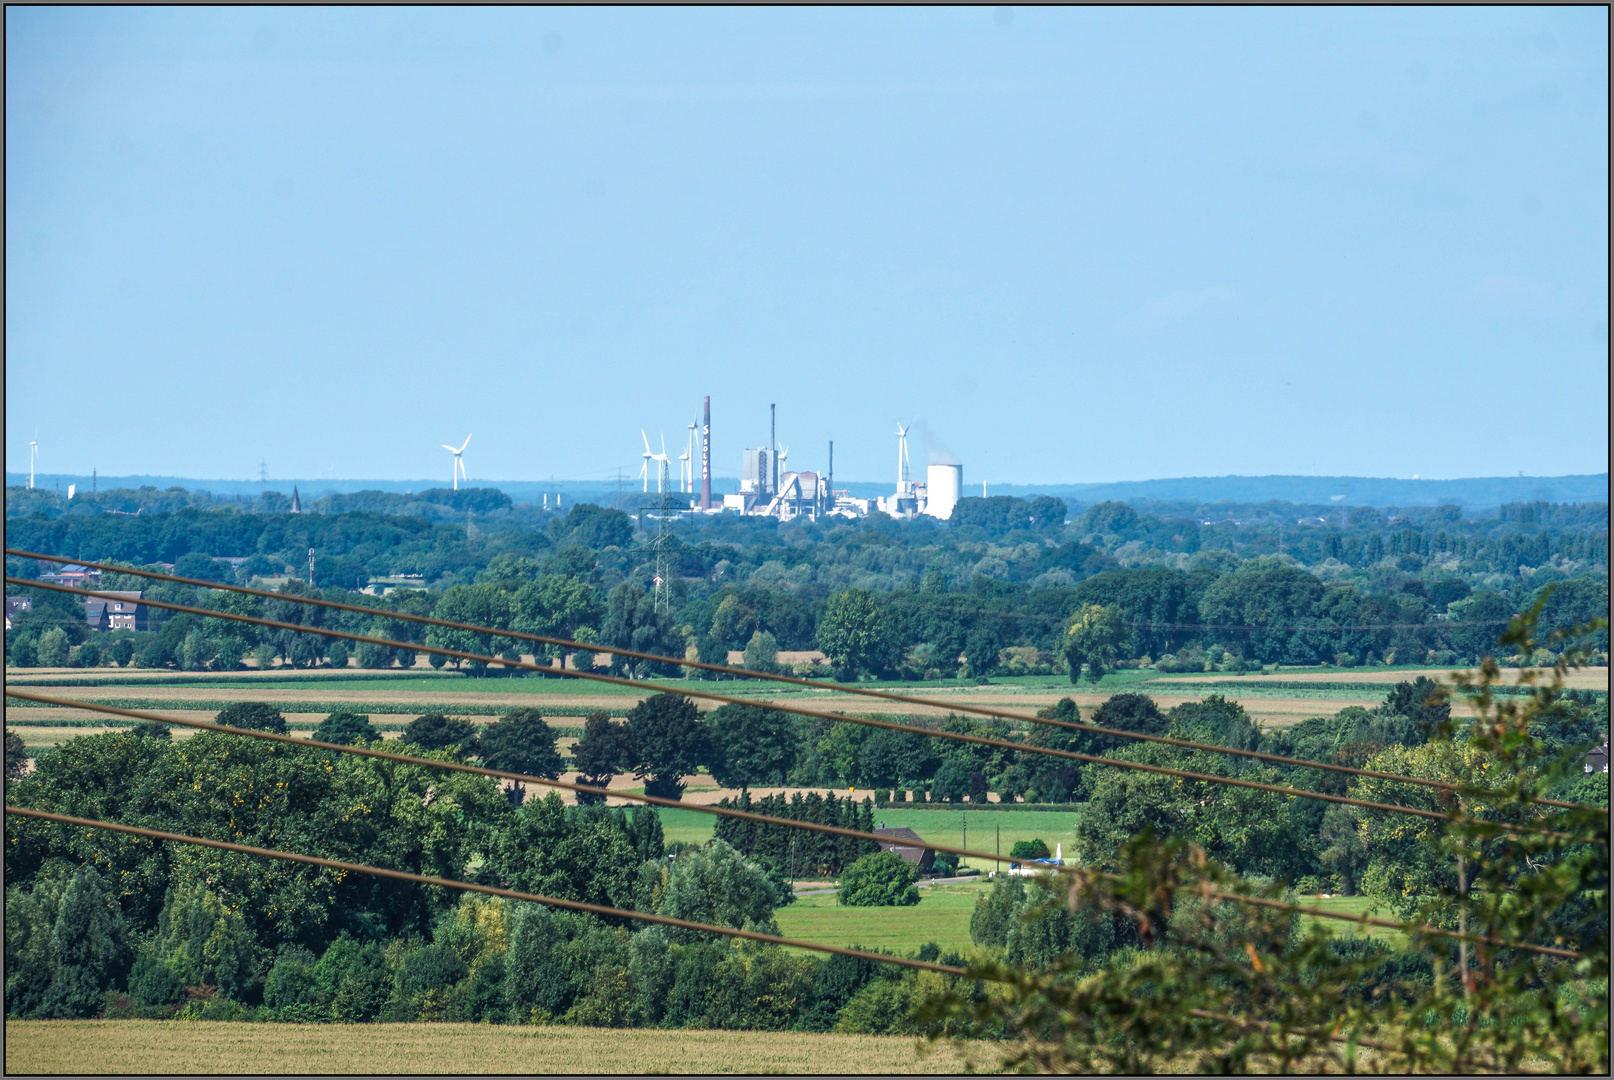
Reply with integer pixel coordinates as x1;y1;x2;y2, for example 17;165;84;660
920;597;1609;1074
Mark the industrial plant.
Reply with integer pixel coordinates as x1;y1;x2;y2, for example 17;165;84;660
643;398;962;522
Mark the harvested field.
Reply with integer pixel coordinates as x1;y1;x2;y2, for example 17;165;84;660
7;663;1587;748
1;706;580;755
1169;665;1609;691
1;1020;985;1074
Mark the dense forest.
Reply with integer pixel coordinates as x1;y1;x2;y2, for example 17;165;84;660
6;485;1606;675
6;685;1604;1026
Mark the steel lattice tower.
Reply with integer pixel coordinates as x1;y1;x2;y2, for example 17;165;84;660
650;457;679;615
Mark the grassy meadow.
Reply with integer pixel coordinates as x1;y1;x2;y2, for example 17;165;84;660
650;804;1078;863
777;879;989;955
1;1020;986;1075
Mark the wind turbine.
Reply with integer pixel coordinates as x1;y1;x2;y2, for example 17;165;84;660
639;431;655;493
28;436;39;490
778;445;790;477
441;434;471;490
895;424;912;495
648;434;672;495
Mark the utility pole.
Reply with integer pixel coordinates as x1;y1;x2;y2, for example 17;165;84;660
961;811;967;873
308;547;315;586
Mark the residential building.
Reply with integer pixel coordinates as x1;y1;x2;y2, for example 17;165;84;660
5;595;33;630
38;564;100;590
85;591;147;632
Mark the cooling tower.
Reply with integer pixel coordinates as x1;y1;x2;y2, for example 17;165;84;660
925;463;963;520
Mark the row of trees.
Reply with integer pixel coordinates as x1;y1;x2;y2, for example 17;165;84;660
805;565;1607;679
710;793;880;877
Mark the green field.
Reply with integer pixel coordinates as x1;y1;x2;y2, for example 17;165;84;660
1297;893;1401;942
654;806;728;848
777;879;990;955
871;807;1082;867
774;881;1395;958
650;805;1079;866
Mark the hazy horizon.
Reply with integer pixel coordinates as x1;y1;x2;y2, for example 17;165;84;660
9;469;1606;513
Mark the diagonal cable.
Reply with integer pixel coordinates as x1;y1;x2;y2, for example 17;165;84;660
9;575;1587;840
5;550;1592;812
2;806;963;975
0;808;1419;1061
10;575;1547;832
4;689;1584;959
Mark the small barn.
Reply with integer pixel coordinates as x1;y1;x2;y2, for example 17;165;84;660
873;826;935;873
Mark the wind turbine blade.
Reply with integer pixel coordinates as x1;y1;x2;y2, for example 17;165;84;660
642;430;652;454
442;445;458;452
458;435;473;453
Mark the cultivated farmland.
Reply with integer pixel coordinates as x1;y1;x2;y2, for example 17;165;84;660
1;1021;986;1074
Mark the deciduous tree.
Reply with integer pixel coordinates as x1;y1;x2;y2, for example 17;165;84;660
625;694;709;800
1061;603;1124;684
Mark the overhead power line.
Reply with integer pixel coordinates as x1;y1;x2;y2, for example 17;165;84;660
6;575;1581;838
0;806;1419;1059
2;806;964;975
5;691;1582;960
4;550;1590;811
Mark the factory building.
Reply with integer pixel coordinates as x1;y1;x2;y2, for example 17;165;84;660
694;401;961;522
726;466;831;520
741;448;775;496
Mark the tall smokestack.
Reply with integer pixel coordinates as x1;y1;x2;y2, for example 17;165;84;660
700;396;712;510
770;403;777;495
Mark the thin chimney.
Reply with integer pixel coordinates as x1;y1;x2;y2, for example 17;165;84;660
700;396;712;510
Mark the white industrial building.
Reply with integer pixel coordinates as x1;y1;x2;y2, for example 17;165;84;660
706;409;963;523
924;463;962;520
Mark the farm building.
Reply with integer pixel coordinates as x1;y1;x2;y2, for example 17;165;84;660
872;826;935;873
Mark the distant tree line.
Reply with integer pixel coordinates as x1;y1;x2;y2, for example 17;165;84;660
6;492;1607;677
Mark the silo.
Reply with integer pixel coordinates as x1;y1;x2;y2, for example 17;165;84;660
925;463;963;520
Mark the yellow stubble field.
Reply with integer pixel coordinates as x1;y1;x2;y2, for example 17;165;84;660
2;1021;986;1075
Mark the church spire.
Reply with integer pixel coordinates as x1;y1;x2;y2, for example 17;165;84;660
289;486;302;514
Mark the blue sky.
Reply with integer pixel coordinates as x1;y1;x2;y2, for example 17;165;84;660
6;7;1607;487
